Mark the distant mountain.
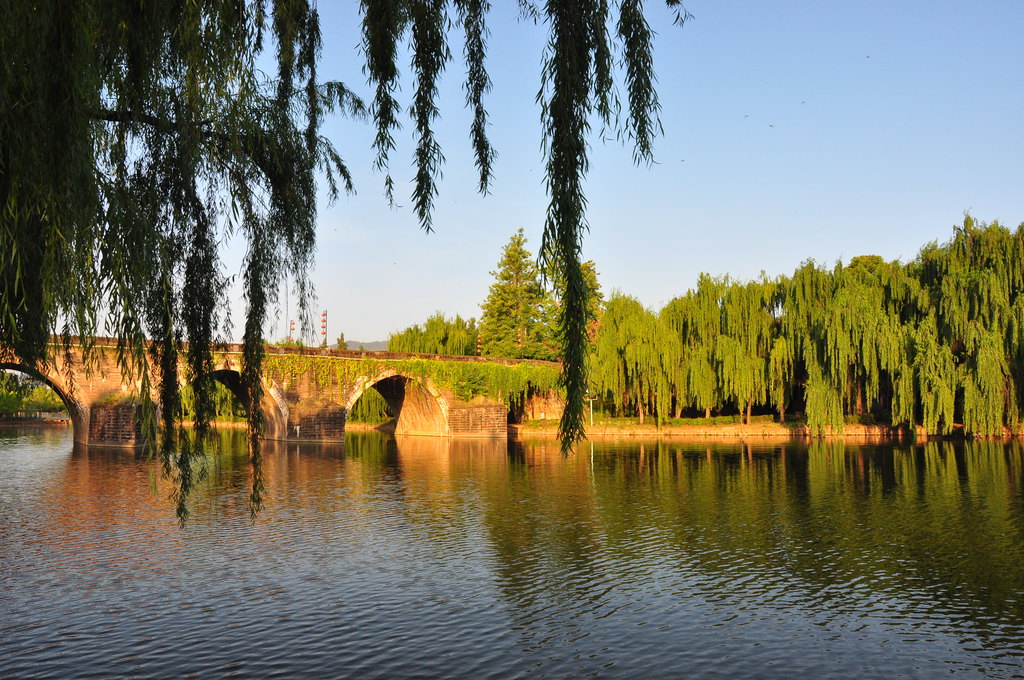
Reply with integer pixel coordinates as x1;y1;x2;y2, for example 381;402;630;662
333;340;388;351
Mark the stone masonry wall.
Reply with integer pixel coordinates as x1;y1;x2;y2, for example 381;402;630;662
87;404;143;446
288;400;346;440
4;338;563;443
447;405;507;437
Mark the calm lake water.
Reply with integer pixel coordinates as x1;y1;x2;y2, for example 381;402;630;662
3;427;1024;678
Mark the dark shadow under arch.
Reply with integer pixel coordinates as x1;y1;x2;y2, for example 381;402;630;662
186;369;288;440
0;362;84;442
349;374;449;436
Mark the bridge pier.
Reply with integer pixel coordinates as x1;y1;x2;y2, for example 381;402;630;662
85;403;144;446
286;397;346;441
447;402;508;436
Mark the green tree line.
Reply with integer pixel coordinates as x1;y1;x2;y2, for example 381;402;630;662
593;217;1024;436
399;217;1024;437
0;373;66;415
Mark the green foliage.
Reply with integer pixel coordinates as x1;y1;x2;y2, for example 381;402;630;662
94;392;141;407
910;315;956;435
715;278;775;423
388;313;478;356
587;217;1024;438
0;392;21;414
478;229;555;360
591;294;678;425
263;353;560;410
661;274;727;417
0;373;65;414
348;388;393;425
180;382;246;422
541;258;604;347
22;386;65;413
768;336;793;421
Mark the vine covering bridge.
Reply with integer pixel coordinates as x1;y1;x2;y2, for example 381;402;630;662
0;339;563;447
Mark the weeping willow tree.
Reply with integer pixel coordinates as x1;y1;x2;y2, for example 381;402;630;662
591;294;678;424
387;313;478;355
766;275;793;423
661;274;725;419
810;256;917;431
907;313;957;434
347;387;393;425
914;217;1024;436
782;261;843;434
714;277;777;424
1;2;361;517
181;382;246;422
2;0;690;520
783;256;915;434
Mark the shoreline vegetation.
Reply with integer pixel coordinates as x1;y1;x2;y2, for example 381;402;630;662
389;218;1024;441
241;415;1024;441
511;418;1020;441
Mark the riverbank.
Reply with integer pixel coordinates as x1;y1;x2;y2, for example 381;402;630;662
0;413;70;425
509;417;1003;440
15;415;1015;441
184;417;1023;440
343;421;394;433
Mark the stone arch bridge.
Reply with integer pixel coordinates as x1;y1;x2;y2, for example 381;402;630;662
0;339;563;447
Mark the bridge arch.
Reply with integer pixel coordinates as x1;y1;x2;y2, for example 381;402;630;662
0;339;544;443
344;369;450;437
0;361;87;443
185;368;288;441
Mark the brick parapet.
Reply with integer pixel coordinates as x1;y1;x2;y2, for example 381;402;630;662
74;336;560;368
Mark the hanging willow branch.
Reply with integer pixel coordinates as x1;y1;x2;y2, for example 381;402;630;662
3;1;688;520
1;2;356;520
357;1;689;452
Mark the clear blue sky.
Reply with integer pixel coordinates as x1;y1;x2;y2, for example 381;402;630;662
238;1;1024;344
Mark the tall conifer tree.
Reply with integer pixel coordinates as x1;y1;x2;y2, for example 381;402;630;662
479;229;550;360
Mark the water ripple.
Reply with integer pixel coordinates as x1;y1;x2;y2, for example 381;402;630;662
2;429;1024;677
